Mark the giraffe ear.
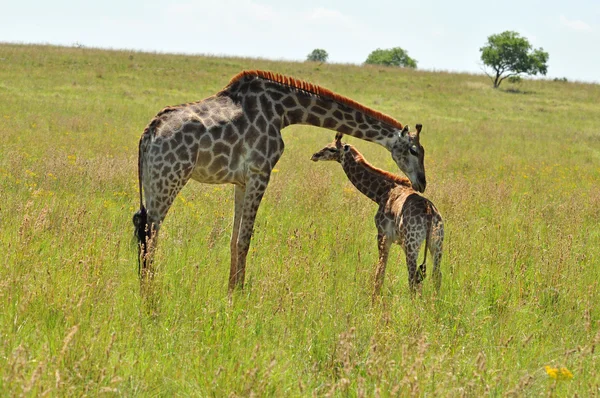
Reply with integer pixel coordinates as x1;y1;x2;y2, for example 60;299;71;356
415;124;422;135
400;125;410;137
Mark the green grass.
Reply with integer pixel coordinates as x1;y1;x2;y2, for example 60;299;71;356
1;43;599;396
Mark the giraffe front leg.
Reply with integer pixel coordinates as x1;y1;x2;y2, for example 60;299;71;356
138;153;193;281
229;185;245;293
229;175;269;292
373;233;392;300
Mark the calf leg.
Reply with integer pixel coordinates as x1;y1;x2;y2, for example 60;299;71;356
373;233;392;299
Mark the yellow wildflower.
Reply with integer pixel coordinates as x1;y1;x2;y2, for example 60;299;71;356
545;366;573;380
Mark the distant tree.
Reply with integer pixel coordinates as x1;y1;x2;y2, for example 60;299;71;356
306;49;329;63
364;47;417;68
480;31;549;88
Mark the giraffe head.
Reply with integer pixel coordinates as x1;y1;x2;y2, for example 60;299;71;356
310;139;342;163
387;124;426;192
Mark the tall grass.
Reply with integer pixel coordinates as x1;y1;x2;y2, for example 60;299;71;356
1;44;599;395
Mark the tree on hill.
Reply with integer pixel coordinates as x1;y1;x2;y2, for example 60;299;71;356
306;49;329;63
480;31;549;88
364;47;417;68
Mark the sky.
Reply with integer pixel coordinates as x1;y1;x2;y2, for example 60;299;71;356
2;0;599;83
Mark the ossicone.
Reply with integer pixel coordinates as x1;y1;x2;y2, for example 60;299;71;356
335;132;344;148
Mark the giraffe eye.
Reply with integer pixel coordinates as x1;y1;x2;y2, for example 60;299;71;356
409;146;419;156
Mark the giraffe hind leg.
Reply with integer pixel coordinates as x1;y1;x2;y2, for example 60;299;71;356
430;221;444;292
133;206;150;275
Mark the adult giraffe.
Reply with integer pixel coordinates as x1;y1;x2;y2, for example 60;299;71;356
133;70;427;293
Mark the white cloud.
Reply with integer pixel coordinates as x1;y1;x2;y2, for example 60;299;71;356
304;7;354;27
247;1;280;22
560;15;593;32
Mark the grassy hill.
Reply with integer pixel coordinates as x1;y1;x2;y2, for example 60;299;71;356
1;43;599;395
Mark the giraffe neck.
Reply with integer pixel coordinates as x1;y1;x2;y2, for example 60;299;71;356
341;146;411;203
223;72;401;149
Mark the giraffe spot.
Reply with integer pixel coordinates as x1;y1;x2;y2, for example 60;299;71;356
176;145;191;161
333;110;343;120
209;155;228;173
282;96;298;109
165;152;176;163
297;95;313;108
259;95;274;116
170;134;183;150
244;96;259;122
250;153;267;167
213;142;232;157
288;109;305;124
365;130;378;139
249;80;263;94
304;114;319;126
255;136;268;153
161;165;172;177
338;124;353;135
355;113;364;123
245;127;260;147
189;143;199;158
267;90;284;101
323;118;338;129
184;134;195;146
267;125;279;138
182;122;201;134
274;103;284;117
312;106;328;116
199;134;212;148
347;120;357;128
196;150;212;167
255;114;267;132
223;125;239;145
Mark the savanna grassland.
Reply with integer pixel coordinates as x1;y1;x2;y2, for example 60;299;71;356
1;44;599;396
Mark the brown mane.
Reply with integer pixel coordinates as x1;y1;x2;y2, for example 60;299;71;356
348;146;412;188
227;70;404;130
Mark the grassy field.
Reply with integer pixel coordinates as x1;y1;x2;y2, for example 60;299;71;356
1;43;599;396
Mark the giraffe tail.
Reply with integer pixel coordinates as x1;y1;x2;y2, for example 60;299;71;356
418;202;433;282
132;133;150;275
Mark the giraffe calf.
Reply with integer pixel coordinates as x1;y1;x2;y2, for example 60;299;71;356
311;131;444;297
